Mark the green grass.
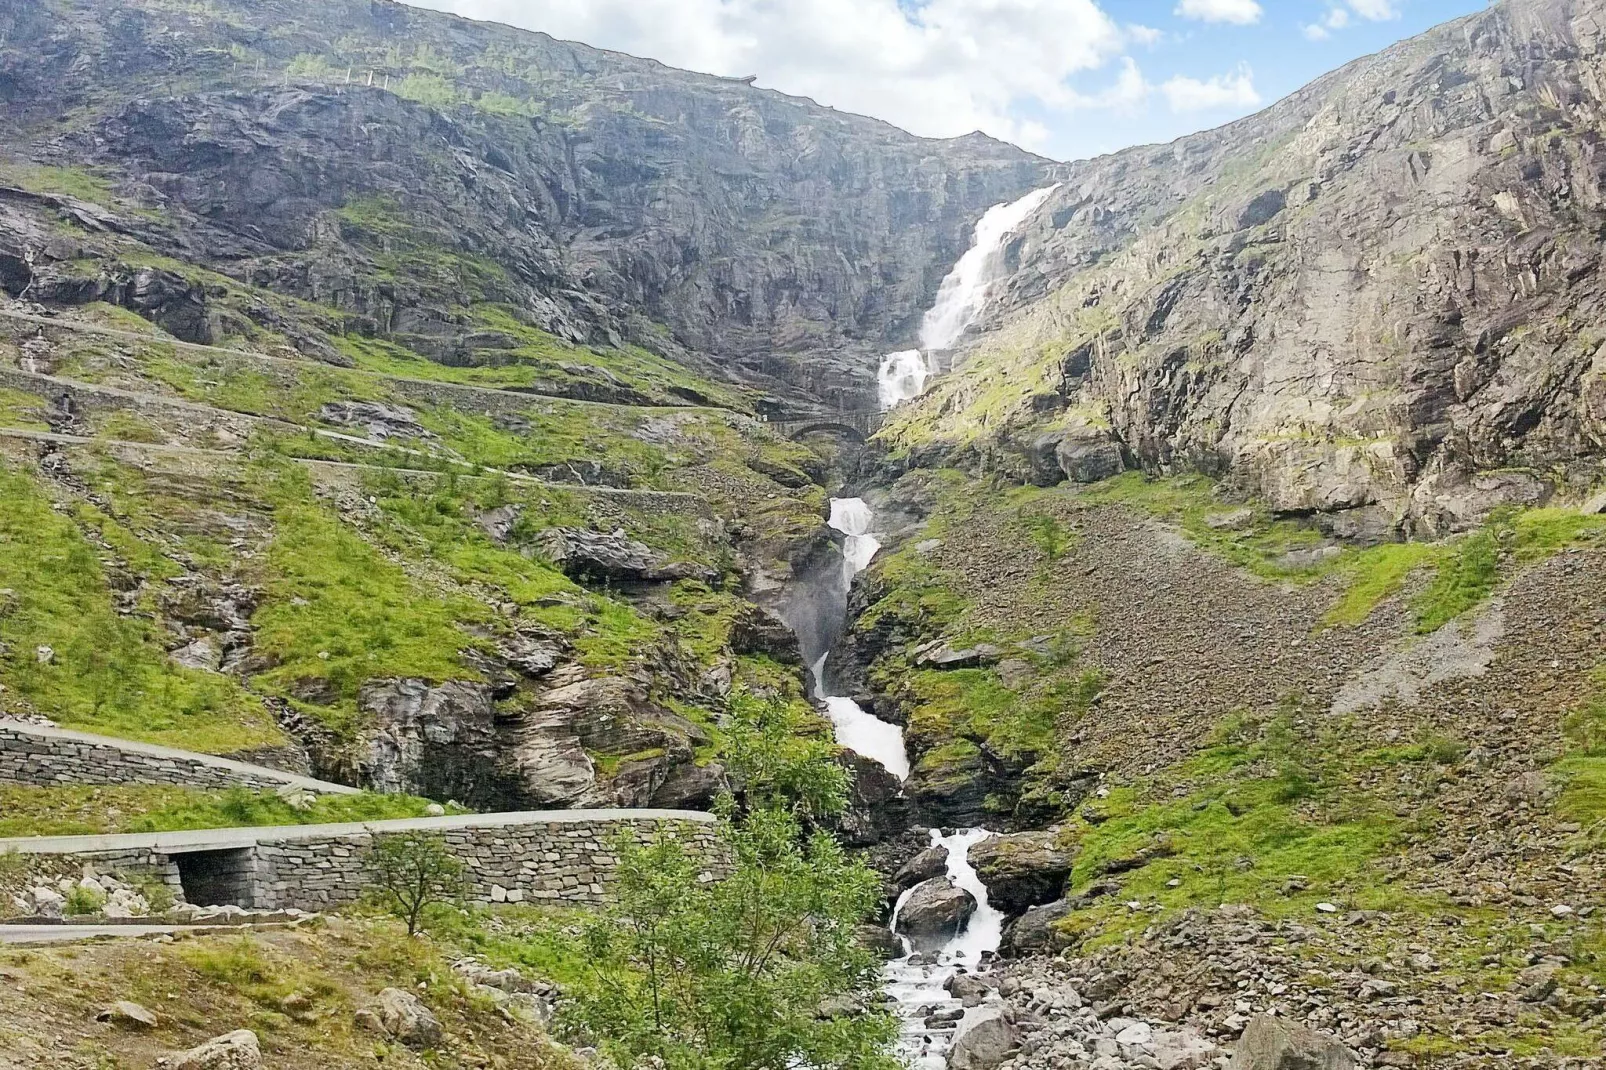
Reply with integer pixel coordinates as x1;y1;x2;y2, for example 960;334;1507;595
1053;712;1454;947
0;785;461;838
0;387;48;431
1321;542;1442;628
1075;472;1330;578
250;466;484;726
0;162;119;205
0;463;284;753
1412;507;1606;633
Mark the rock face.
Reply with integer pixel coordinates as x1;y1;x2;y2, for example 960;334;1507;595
968;831;1075;916
1229;1016;1355;1070
0;0;1049;408
894;877;977;949
537;528;716;585
887;0;1606;536
357;679;510;807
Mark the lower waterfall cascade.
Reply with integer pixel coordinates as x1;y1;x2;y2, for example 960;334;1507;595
812;497;1003;1066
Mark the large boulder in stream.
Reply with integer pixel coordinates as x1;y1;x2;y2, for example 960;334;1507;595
892;845;950;893
894;877;976;950
969;831;1075;915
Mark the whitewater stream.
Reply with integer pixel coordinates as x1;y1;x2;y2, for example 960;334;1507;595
809;497;1002;1067
877;183;1060;411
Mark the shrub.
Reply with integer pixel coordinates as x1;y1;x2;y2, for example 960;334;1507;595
367;831;466;935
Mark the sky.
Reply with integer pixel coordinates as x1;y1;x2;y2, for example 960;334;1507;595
410;0;1489;162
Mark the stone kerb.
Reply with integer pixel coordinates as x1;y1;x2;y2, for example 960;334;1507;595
0;720;359;795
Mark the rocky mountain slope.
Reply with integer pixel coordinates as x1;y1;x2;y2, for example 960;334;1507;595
0;0;1049;410
1;0;1606;1066
885;0;1606;541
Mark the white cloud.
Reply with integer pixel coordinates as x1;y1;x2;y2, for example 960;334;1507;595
414;0;1129;149
1173;0;1263;25
1126;23;1165;47
1304;0;1397;38
1348;0;1401;18
1160;64;1261;112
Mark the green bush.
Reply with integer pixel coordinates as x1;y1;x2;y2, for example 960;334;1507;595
567;691;897;1070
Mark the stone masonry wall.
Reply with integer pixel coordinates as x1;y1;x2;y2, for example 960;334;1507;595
0;721;352;794
28;813;721;914
250;817;720;911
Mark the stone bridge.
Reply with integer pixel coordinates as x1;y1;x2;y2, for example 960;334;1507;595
764;409;883;443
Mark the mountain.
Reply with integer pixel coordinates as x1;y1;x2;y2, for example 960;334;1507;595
886;0;1606;539
0;0;1050;410
1;0;1605;1067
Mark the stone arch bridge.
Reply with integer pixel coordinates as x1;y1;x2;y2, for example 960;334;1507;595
764;409;883;443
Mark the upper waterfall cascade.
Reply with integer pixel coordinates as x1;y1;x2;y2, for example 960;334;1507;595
877;183;1061;411
811;498;910;780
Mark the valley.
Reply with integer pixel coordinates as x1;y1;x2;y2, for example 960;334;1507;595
0;0;1603;1068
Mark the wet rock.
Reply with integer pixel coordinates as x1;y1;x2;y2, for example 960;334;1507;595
969;831;1075;915
857;924;906;959
358;679;507;806
537;528;716;585
893;845;951;893
648;761;726;810
1000;898;1073;956
837;751;910;847
895;877;977;949
169;1030;262;1070
728;604;803;663
1229;1015;1354;1070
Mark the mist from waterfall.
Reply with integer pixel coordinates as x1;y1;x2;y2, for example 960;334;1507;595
876;183;1060;411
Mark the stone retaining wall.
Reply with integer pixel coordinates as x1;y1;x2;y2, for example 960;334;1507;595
0;721;355;795
4;811;719;914
250;817;719;911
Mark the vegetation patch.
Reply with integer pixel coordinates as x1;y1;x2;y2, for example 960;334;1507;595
0;463;283;753
0;785;461;838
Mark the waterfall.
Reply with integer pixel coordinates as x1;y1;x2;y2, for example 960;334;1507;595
811;498;910;780
877;184;1060;411
885;829;1006;1068
877;349;930;410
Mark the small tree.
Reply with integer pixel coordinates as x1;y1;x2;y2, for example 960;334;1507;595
1023;511;1073;565
366;830;465;935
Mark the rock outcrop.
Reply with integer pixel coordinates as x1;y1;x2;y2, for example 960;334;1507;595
886;0;1606;536
894;877;977;949
968;831;1075;916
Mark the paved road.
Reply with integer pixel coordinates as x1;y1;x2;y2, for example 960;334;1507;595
0;806;715;856
0;923;189;945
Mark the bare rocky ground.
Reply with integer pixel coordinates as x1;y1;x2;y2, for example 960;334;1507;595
850;472;1606;1066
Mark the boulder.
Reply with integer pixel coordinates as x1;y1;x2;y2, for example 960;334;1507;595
28;886;65;919
99;1000;158;1028
363;987;442;1049
856;924;906;959
169;1030;262;1070
945;972;998;1007
894;877;976;950
1000;897;1073;956
914;641;1003;670
892;845;950;893
1229;1015;1355;1070
969;831;1075;915
1150;1028;1221;1070
537;527;716;585
948;1003;1018;1069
